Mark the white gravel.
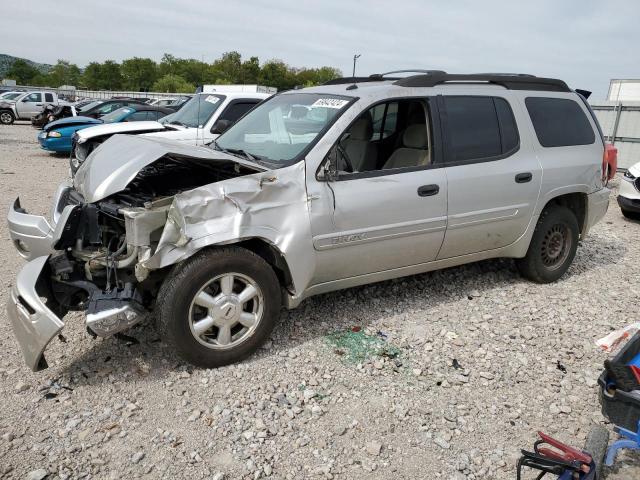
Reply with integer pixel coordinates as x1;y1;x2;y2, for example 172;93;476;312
1;122;639;479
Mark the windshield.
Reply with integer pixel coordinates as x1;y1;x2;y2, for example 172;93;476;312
78;100;102;112
100;107;134;123
1;92;21;100
167;93;225;128
215;93;352;164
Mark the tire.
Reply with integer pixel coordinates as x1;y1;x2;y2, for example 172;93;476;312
0;110;15;125
517;205;579;283
584;426;609;479
156;246;281;368
621;208;640;221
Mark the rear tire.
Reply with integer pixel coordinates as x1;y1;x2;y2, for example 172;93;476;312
584;426;609;479
156;247;281;368
0;110;15;125
517;206;579;283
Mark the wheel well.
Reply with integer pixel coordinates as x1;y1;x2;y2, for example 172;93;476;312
233;239;295;293
542;193;587;234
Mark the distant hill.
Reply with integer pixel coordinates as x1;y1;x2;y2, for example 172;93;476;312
0;54;52;78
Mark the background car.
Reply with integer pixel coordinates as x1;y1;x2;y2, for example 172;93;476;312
79;98;148;118
38;105;174;153
618;162;640;219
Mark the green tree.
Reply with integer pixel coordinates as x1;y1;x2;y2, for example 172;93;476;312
121;57;158;91
6;59;40;84
81;62;103;89
99;60;123;90
211;51;242;83
47;60;81;87
152;74;195;93
241;56;260;84
259;60;296;90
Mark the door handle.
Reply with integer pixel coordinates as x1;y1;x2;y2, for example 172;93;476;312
35;103;43;106
515;172;532;183
417;184;439;197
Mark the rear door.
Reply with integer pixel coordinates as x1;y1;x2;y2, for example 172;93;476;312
437;95;542;259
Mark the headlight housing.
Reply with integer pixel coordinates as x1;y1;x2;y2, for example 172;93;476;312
47;131;62;138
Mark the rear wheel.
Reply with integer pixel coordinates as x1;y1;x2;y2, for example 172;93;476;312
156;247;281;368
517;206;579;283
0;110;14;125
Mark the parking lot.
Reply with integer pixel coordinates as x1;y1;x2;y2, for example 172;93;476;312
1;122;639;479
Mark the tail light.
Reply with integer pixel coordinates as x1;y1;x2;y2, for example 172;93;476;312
603;143;618;184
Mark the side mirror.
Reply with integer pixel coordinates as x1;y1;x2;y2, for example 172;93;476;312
211;119;232;134
319;146;339;182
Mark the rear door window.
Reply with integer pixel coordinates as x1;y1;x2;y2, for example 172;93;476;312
44;93;54;102
443;96;519;162
525;97;595;147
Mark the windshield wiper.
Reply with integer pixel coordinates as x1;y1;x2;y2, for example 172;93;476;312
211;141;262;164
168;120;188;127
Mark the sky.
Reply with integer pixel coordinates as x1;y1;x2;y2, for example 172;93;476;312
1;0;639;100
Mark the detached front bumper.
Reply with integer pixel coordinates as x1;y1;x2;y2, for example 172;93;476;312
7;182;76;260
6;256;64;371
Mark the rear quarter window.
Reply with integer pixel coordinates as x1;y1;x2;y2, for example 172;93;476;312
525;97;595;147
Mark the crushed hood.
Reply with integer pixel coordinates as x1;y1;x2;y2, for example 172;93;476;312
73;134;266;203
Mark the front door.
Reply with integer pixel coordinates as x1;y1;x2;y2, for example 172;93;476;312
310;97;448;284
17;92;43;117
437;95;542;259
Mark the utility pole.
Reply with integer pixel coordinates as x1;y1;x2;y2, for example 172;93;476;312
352;54;361;77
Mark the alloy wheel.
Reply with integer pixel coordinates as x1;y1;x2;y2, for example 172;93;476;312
188;272;264;350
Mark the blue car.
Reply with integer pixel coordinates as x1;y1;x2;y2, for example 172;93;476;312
38;105;174;153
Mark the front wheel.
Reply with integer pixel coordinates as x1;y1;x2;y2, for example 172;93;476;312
156;247;281;368
517;205;579;283
0;110;15;125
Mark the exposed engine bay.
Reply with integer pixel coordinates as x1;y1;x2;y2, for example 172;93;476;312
49;154;260;337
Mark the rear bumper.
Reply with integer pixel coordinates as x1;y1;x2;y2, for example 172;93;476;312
585;187;610;234
617;195;640;213
6;256;65;371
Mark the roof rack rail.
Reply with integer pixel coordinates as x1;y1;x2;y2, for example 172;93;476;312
368;69;447;81
323;76;387;85
394;72;570;92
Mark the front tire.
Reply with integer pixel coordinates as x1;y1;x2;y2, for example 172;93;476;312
0;110;15;125
517;206;579;283
156;247;281;368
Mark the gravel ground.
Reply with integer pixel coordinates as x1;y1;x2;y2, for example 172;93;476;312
1;122;639;479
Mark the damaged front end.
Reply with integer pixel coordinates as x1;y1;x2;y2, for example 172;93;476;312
7;135;278;371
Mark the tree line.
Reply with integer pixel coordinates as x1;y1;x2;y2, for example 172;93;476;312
5;52;342;92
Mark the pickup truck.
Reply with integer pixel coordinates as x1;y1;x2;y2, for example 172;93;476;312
0;90;69;125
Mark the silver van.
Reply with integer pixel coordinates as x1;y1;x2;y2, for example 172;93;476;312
7;71;610;371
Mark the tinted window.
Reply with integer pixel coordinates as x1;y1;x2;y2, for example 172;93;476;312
125;111;150;121
494;98;519;153
219;101;259;123
444;97;502;161
525;97;595;147
44;93;54;102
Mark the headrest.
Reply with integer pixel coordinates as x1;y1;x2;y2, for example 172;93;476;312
403;125;428;149
349;116;373;141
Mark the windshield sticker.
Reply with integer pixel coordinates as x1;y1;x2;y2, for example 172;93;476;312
205;95;220;105
311;98;349;109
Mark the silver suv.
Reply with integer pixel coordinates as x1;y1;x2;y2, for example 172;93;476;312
7;71;610;371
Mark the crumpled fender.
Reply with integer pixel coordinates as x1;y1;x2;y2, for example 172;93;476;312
141;161;314;295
